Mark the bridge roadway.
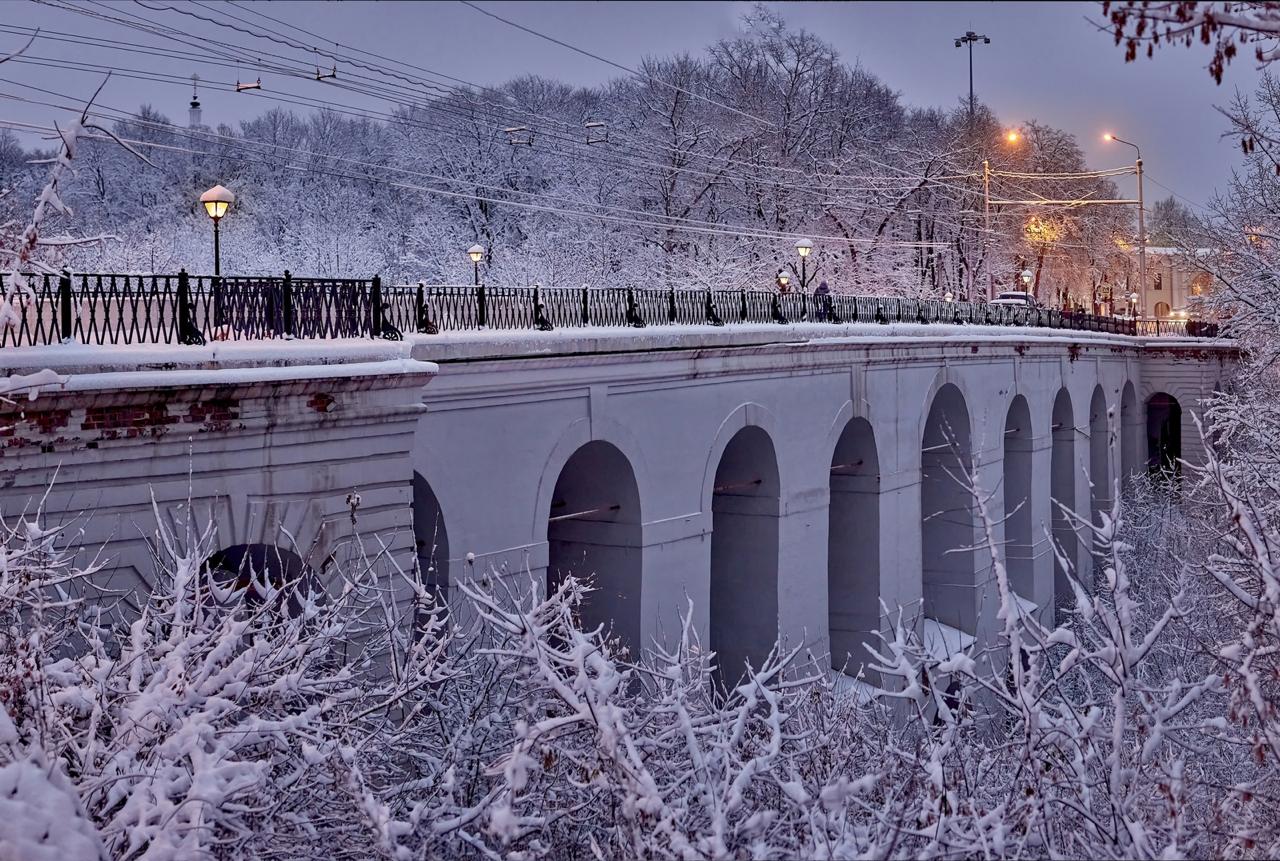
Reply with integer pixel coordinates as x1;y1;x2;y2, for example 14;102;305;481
0;322;1235;680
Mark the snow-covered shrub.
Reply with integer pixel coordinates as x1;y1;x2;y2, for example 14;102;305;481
0;478;1275;860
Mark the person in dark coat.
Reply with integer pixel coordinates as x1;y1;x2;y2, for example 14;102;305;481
814;280;831;322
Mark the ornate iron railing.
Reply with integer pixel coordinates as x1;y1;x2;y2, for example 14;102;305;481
0;271;1221;348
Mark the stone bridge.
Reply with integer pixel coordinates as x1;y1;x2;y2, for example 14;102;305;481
0;322;1235;679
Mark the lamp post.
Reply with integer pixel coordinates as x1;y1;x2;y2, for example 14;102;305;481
776;270;790;292
795;238;813;289
954;31;991;128
1020;267;1034;302
1129;290;1140;317
980;130;1021;301
199;184;235;276
467;243;485;286
1104;133;1146;321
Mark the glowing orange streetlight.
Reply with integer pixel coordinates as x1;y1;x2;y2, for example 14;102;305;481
1005;130;1020;144
1104;132;1147;317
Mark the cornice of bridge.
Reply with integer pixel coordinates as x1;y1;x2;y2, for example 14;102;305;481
406;323;1238;365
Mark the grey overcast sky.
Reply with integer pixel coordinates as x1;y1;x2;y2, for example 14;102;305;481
1;1;1262;207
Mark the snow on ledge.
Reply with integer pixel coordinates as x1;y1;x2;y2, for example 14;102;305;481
0;338;416;376
54;358;437;395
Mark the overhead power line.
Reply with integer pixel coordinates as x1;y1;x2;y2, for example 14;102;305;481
456;0;779;130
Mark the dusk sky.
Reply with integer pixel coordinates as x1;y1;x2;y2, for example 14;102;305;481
2;1;1262;208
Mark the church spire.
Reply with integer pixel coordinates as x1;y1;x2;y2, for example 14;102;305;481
188;74;203;128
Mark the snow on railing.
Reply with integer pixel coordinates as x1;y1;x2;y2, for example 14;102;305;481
0;273;1223;347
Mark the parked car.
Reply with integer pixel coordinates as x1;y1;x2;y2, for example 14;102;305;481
987;290;1042;309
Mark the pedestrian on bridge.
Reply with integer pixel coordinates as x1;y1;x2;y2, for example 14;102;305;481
814;280;832;322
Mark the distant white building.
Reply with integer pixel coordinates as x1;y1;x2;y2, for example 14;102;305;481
1130;247;1214;319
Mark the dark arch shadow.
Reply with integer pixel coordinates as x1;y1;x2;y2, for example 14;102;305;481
1003;395;1034;601
920;384;976;636
413;472;450;629
1051;388;1078;602
203;543;316;617
828;417;879;681
710;425;780;689
1146;392;1182;478
546;440;643;656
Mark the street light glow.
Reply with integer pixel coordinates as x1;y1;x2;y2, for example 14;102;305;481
199;184;235;221
467;244;486;264
1103;133;1114;142
1005;130;1020;143
795;238;813;258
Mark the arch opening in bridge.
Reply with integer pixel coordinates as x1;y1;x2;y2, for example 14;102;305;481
413;473;450;631
711;425;780;688
1089;387;1111;555
828;417;879;680
1120;381;1139;479
921;384;977;638
202;543;316;617
1003;395;1034;601
1146;392;1182;478
546;441;643;656
1051;388;1078;600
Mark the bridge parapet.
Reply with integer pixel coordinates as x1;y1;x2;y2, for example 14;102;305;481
0;271;1219;348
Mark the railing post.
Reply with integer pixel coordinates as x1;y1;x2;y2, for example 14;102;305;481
739;290;748;323
212;274;225;330
58;270;73;342
281;269;295;338
176;269;206;345
367;275;400;340
581;285;590;325
477;283;488;328
667;287;677;323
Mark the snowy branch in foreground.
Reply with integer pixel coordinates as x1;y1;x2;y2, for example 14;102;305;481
0;469;1272;859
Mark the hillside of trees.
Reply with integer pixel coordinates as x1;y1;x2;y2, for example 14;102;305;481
1;12;1153;304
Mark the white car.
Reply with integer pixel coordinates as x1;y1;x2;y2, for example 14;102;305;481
987;291;1042;308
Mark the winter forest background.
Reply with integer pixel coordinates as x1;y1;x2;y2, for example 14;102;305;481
0;8;1198;300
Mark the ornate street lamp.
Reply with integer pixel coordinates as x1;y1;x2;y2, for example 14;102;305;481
199;184;235;276
776;270;790;292
944;290;954;303
467;243;485;286
1129;290;1140;316
795;238;813;289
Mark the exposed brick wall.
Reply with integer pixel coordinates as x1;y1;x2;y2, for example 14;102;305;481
81;403;179;440
186;398;240;432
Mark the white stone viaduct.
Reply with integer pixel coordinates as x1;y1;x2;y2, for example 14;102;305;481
410;325;1234;679
0;323;1235;681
